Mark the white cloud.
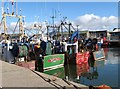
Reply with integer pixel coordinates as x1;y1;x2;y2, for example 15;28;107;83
24;21;47;35
7;22;19;34
0;21;48;35
0;14;118;34
74;14;118;31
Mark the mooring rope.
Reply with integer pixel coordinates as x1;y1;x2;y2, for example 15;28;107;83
30;69;63;89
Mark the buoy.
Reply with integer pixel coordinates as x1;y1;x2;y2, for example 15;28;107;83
97;84;112;89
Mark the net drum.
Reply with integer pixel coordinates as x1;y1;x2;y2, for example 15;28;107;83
18;45;28;57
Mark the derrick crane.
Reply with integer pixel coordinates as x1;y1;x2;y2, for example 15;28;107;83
1;0;24;41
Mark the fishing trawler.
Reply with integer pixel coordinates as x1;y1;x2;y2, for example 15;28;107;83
0;1;112;89
0;0;66;73
0;0;105;75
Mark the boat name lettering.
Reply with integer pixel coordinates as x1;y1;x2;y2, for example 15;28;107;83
48;58;61;62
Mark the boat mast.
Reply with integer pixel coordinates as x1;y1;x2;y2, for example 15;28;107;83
1;0;7;41
50;9;56;40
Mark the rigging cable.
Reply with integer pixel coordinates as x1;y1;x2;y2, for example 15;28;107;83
0;17;4;30
13;18;20;34
71;24;77;31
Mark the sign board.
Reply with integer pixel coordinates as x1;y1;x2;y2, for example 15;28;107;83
76;52;89;65
93;49;105;60
43;54;64;70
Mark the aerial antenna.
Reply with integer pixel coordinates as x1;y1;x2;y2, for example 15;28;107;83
58;11;61;22
6;0;9;14
23;16;25;27
50;8;56;29
57;0;61;22
55;9;57;18
2;0;4;15
11;0;14;15
14;1;16;15
7;7;9;14
16;0;18;15
44;0;47;21
19;8;22;16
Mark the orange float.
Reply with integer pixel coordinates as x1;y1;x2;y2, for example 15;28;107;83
96;84;112;89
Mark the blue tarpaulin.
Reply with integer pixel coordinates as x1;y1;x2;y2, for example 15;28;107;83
70;31;80;41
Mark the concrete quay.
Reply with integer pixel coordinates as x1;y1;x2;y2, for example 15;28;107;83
0;60;88;89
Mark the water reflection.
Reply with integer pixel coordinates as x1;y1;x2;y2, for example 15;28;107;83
44;48;119;87
44;66;65;79
76;57;105;83
77;48;119;87
44;52;105;81
103;48;109;56
105;48;120;65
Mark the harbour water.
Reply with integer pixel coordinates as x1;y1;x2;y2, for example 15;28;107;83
44;48;120;88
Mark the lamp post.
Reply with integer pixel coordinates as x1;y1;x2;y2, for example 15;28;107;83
45;21;49;40
76;25;79;40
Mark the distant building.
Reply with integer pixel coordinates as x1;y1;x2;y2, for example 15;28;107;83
113;28;120;32
89;30;107;38
61;30;107;40
108;28;120;46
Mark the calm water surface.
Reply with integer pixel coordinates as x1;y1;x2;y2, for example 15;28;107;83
45;48;120;88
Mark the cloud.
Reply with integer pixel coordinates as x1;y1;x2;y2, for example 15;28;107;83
23;21;47;35
0;21;48;35
7;22;20;34
0;22;20;34
74;14;118;31
0;14;118;34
